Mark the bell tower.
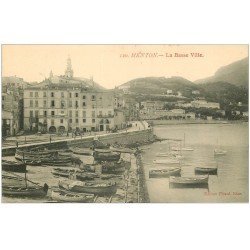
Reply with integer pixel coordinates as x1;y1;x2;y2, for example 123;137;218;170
65;56;74;78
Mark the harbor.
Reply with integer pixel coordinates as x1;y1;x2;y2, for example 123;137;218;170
2;124;154;203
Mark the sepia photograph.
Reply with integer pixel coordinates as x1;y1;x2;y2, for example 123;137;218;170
1;44;249;203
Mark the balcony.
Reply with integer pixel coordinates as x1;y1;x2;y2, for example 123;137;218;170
97;114;114;118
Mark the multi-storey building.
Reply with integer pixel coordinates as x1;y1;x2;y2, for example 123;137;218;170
2;76;25;136
23;57;116;133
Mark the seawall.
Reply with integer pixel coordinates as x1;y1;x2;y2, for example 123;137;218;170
2;129;155;156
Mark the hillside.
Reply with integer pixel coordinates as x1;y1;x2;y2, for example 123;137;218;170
198;81;248;106
196;57;249;87
119;76;199;95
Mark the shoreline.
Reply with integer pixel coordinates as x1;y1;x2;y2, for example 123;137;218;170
147;119;248;126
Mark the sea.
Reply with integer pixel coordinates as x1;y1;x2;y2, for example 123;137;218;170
141;122;249;203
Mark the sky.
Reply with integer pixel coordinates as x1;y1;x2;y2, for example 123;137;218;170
2;45;248;89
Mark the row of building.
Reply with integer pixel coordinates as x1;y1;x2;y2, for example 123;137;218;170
2;57;127;136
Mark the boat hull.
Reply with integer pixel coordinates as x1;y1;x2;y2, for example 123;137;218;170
51;190;94;203
59;181;117;196
149;168;181;178
2;184;48;198
170;176;209;188
2;161;27;173
195;167;217;175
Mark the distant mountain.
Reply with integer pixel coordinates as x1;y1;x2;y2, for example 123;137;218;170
196;57;249;87
118;76;199;95
197;81;248;106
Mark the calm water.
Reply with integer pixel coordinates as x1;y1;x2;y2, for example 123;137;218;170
142;123;249;203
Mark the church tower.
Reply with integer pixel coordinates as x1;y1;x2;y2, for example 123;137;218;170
65;56;74;78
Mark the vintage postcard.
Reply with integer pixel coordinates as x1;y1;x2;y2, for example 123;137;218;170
1;44;248;203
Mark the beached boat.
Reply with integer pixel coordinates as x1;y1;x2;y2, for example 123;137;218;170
79;164;96;172
169;175;209;188
51;168;77;178
149;167;181;178
195;167;217;175
153;159;180;164
59;180;117;196
51;189;94;203
2;160;27;173
2;183;49;198
93;151;121;162
101;160;128;174
110;147;136;154
76;172;99;181
100;174;123;180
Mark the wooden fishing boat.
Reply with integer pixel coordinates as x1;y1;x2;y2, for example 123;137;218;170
2;183;49;197
195;167;217;175
2;173;25;186
110;147;136;154
153;159;180;164
2;160;27;173
51;168;76;178
169;175;209;188
214;149;227;156
93;151;121;162
101;160;127;174
94;148;112;153
79;164;96;172
51;189;94;203
59;180;117;196
24;159;42;166
149;167;181;178
100;174;123;180
76;172;99;181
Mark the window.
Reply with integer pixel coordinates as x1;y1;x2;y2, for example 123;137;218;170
51;111;55;116
51;119;54;125
75;111;78;117
43;92;46;97
82;111;86;117
82;95;86;99
92;119;95;123
61;101;65;108
51;92;54;97
75;118;79;123
75;93;78;97
92;111;95;117
75;101;78;108
35;110;39;117
61;92;64;98
35;92;38;97
69;119;72;123
92;95;95;101
30;92;33;97
30;110;33;117
69;110;72;117
35;100;38;107
51;100;55;107
83;119;86;123
60;119;63;124
69;100;72;108
30;100;33;107
69;93;72;98
83;102;86;107
43;100;46;107
44;111;47;117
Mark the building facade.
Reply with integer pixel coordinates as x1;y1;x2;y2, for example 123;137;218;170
23;58;117;133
